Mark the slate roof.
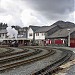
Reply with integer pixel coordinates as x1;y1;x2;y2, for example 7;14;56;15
0;29;7;34
29;26;40;31
35;25;56;33
46;28;75;38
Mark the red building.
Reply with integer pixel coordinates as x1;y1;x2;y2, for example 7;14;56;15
46;28;75;47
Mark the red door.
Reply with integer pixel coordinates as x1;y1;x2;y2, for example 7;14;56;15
70;38;75;47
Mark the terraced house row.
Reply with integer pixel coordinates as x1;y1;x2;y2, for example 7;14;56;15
0;21;75;47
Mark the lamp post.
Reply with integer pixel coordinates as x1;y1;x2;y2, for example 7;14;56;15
67;29;70;47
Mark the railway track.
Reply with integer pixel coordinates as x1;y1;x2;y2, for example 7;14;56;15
0;47;14;57
0;48;29;58
0;47;42;64
32;48;73;75
0;50;42;63
0;47;55;72
0;47;73;75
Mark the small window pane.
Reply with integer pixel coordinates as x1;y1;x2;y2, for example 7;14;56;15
29;33;32;36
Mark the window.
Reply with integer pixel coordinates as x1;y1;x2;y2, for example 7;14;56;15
29;33;32;36
42;33;43;36
22;32;25;34
36;33;39;36
5;34;7;38
41;33;45;36
36;33;37;36
19;29;21;31
24;29;26;31
45;33;47;36
3;33;4;36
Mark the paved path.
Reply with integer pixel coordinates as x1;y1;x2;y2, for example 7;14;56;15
62;47;75;75
54;47;75;53
53;47;75;75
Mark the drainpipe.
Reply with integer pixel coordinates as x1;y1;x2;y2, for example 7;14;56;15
33;32;35;44
67;29;70;47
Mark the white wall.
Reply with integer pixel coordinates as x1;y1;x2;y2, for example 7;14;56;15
0;33;6;39
28;28;45;40
28;28;33;40
35;32;45;40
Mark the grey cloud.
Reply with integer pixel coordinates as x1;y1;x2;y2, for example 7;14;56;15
26;0;74;14
0;0;22;14
0;7;6;13
25;0;75;20
0;0;75;26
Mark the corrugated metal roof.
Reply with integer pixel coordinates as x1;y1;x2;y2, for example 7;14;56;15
46;28;75;38
29;26;40;31
35;25;56;33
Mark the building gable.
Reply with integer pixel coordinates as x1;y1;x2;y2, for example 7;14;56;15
28;27;33;39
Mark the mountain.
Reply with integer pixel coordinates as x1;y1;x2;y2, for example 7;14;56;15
52;21;75;29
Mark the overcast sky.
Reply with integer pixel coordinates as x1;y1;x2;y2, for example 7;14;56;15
0;0;75;27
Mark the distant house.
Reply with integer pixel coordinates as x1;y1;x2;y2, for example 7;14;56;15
27;21;75;45
18;27;28;39
34;21;75;41
0;29;7;40
35;25;57;45
0;21;74;46
46;28;75;47
35;26;55;39
28;25;40;40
